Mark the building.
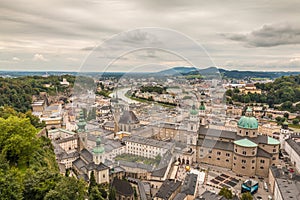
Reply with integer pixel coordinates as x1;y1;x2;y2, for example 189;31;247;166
122;135;174;159
284;137;300;172
111;178;134;200
179;173;199;200
269;166;300;200
118;110;140;132
72;138;110;184
239;83;262;94
195;107;280;177
154;179;182;200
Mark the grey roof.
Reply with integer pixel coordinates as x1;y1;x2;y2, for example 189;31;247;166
155;180;182;199
276;178;300;200
198;126;236;140
58;151;80;160
86;162;109;171
197;139;234;152
173;193;187;200
73;158;86;170
199;191;221;200
151;166;168;177
80;148;93;163
181;173;198;195
56;135;78;144
257;147;272;158
286;138;300;156
122;135;174;150
112;178;134;197
119;110;139;124
270;166;300;200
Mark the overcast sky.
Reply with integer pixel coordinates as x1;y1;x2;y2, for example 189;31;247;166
1;0;300;72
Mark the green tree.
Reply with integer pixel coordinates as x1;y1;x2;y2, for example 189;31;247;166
89;186;104;200
0;116;38;166
283;112;289;119
89;171;97;194
240;192;253;200
108;187;116;200
0;155;23;200
219;187;233;199
45;177;87;200
23;169;60;200
293;119;299;125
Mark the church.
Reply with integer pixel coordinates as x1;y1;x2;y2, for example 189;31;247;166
193;107;280;177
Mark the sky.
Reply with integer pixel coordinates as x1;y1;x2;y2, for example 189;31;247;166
1;0;300;72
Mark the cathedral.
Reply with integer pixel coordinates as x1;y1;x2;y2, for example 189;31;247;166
193;107;280;177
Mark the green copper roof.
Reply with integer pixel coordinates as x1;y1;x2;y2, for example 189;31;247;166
93;137;104;154
234;138;258;147
283;121;289;125
237;116;258;129
246;107;253;113
267;136;280;145
199;101;205;111
92;146;105;154
190;105;198;115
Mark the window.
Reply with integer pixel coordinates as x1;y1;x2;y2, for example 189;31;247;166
242;151;247;155
103;174;105;178
253;132;255;135
252;151;255;155
208;150;212;153
260;160;265;163
200;149;204;152
234;156;236;160
233;163;236;166
242;160;246;164
252;167;255;169
252;160;255;163
235;149;237;152
272;157;276;160
260;166;264;169
208;156;211;159
226;159;229;162
273;149;277;153
239;130;242;133
217;158;220;160
226;153;230;157
242;166;245;169
217;152;221;155
246;132;248;136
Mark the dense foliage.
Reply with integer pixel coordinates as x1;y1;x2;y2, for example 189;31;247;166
0;75;75;112
0;107;87;200
227;75;300;112
140;85;166;94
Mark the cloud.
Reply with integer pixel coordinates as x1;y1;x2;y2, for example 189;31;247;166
33;53;48;61
222;23;300;47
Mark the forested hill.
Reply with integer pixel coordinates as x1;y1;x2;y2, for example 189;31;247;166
0;75;98;113
227;74;300;112
0;107;87;200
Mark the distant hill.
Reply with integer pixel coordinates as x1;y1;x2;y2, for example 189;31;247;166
156;67;300;79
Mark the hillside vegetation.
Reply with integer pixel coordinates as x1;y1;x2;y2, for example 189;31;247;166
0;107;87;200
227;75;300;112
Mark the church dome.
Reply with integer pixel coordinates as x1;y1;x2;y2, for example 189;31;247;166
237;116;258;129
92;137;104;154
190;105;198;115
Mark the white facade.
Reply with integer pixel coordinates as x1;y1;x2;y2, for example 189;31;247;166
284;138;300;173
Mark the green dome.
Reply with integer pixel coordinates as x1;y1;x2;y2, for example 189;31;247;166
92;146;105;154
92;137;104;154
190;105;198;115
199;101;205;111
238;116;258;129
